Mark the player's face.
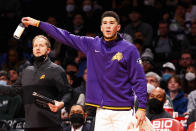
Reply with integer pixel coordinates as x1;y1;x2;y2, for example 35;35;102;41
101;17;120;41
33;38;50;57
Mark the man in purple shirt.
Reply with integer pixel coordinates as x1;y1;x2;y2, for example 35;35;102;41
22;11;147;131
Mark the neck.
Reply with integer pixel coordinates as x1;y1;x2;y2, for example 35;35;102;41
170;91;178;100
104;34;117;42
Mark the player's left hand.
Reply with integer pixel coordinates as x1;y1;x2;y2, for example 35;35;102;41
48;101;64;112
135;109;146;128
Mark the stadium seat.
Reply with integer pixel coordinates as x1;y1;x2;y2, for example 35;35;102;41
187;122;196;131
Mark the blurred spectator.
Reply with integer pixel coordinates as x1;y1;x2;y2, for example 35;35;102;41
169;4;190;49
124;8;153;48
160;62;176;91
180;0;196;25
1;48;31;73
187;90;196;113
133;39;144;55
0;70;10;86
146;87;173;121
141;48;155;73
176;50;194;78
65;62;79;73
167;75;188;115
8;68;19;85
62;104;91;131
74;51;87;78
186;21;196;56
187;108;196;127
146;72;161;94
182;65;196;95
0;71;22;120
64;0;77;26
152;21;179;64
46;16;64;61
146;71;174;112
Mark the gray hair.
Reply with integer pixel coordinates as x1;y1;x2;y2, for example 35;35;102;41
146;72;161;82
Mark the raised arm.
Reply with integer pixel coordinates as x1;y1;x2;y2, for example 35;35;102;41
22;17;94;54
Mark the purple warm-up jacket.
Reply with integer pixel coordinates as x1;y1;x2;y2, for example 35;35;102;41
39;22;147;110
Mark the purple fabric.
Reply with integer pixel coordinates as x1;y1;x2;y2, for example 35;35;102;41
39;22;147;109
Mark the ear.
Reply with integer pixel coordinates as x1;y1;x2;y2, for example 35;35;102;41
47;48;51;54
100;25;103;33
117;24;121;32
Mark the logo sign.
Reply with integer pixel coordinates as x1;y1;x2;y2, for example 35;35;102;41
153;120;173;129
151;118;185;131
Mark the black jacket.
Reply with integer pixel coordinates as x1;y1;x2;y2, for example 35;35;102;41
63;122;91;131
0;59;72;128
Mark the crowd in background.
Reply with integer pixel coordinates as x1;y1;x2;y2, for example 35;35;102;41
1;0;196;130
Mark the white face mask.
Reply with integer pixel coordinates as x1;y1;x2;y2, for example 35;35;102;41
147;83;155;94
185;72;196;81
0;80;7;86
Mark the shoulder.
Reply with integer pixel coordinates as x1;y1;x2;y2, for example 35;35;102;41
23;65;34;72
48;62;65;73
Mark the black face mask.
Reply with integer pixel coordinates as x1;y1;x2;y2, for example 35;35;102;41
33;54;47;65
70;113;85;129
148;98;164;114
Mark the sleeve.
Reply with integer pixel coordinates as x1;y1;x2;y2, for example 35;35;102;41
39;22;95;54
187;91;196;112
54;66;72;106
127;47;147;109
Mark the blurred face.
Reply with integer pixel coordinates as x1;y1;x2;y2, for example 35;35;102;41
0;75;8;81
47;16;57;26
186;66;196;74
168;77;181;92
129;12;140;22
73;14;84;26
142;60;153;73
159;23;168;37
133;32;144;40
66;65;78;73
9;70;18;82
8;49;18;63
175;5;185;17
33;38;50;57
162;68;175;75
146;76;159;87
149;88;165;102
69;105;85;117
101;17;120;41
179;53;192;67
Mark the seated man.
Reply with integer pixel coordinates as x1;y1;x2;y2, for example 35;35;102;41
146;87;173;121
62;104;92;131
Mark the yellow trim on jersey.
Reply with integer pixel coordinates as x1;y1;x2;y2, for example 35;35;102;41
102;106;131;110
138;108;146;111
85;103;100;108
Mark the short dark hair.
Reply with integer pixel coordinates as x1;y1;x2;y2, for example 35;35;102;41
70;104;86;113
101;11;120;24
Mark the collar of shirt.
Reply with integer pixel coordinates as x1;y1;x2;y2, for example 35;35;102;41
71;125;83;131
